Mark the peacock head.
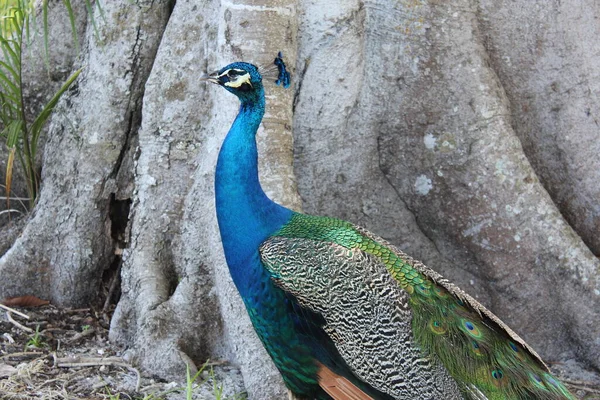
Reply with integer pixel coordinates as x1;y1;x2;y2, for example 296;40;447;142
203;62;263;102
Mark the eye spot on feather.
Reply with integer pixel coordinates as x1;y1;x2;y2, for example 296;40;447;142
433;286;448;298
507;341;526;360
415;283;431;297
450;298;466;311
491;369;507;387
460;319;483;339
428;319;447;334
471;340;483;356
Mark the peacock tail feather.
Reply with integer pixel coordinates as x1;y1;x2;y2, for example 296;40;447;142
261;212;575;400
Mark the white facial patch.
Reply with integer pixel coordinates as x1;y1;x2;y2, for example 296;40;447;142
221;69;252;89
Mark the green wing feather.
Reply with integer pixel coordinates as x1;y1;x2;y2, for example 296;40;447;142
269;212;575;400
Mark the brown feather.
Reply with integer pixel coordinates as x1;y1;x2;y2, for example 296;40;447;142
317;363;374;400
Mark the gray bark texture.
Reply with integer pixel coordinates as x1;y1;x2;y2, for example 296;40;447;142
0;0;598;398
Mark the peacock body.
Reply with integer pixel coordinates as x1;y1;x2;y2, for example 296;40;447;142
207;58;576;400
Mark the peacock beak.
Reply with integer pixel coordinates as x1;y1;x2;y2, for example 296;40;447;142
200;71;220;85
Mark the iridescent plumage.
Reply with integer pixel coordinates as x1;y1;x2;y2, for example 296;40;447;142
208;56;575;400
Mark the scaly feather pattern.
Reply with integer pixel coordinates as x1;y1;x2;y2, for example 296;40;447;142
261;214;576;400
208;57;575;399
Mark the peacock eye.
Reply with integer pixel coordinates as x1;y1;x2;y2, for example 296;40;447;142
228;69;246;78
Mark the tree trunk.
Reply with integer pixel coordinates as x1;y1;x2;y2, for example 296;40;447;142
295;0;600;371
1;0;598;398
109;0;298;397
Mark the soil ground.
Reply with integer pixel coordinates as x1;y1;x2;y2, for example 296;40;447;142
0;305;244;400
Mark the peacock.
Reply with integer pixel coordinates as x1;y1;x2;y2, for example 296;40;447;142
204;54;576;400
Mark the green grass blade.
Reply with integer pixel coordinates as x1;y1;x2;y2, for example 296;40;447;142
5;146;16;207
13;142;30;202
0;93;20;113
0;58;20;84
4;119;23;207
8;7;24;38
0;119;21;141
0;71;20;98
83;0;101;43
23;1;32;46
1;8;15;37
6;119;21;147
0;95;20;115
0;92;19;122
0;0;93;206
61;0;79;54
0;36;22;72
0;56;19;82
94;0;106;20
29;68;81;158
42;0;50;70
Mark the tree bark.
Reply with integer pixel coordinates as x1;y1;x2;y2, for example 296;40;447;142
296;0;600;371
479;0;600;256
109;0;297;397
0;0;172;305
1;0;598;398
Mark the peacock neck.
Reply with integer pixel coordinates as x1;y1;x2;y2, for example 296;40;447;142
215;90;293;294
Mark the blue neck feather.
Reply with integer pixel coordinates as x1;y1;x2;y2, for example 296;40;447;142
215;86;293;296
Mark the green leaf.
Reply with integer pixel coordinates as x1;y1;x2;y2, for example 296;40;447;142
0;92;18;123
5;145;16;207
0;59;20;84
23;1;32;45
30;68;81;158
0;1;101;207
5;119;22;147
0;91;20;112
62;0;79;55
42;0;50;70
83;0;102;43
0;36;21;72
1;119;21;142
0;66;20;97
94;0;106;20
7;7;24;37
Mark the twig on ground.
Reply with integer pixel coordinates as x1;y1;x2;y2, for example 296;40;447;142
66;327;96;344
54;356;141;392
0;351;44;360
0;303;31;319
64;308;91;314
6;311;34;332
